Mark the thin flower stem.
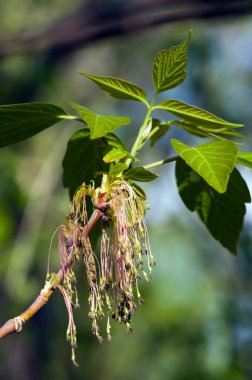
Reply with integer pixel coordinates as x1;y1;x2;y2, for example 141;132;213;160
143;155;179;170
0;197;105;341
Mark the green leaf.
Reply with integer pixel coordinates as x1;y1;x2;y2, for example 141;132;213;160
150;119;171;146
71;102;130;139
62;129;108;197
109;163;129;177
105;133;128;151
0;102;67;148
104;133;139;164
124;167;159;182
103;148;128;163
80;73;148;105
171;120;244;139
176;159;251;254
237;153;252;169
153;30;191;93
171;139;238;193
131;183;147;199
156;99;243;129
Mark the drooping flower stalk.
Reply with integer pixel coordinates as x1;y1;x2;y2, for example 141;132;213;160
57;284;78;366
53;178;155;362
99;179;155;335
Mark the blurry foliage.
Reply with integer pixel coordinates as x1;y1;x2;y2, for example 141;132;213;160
1;2;252;379
0;0;83;34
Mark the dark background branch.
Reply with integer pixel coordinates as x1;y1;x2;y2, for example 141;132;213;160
0;0;252;58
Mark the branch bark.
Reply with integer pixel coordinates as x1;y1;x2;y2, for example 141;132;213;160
0;199;105;340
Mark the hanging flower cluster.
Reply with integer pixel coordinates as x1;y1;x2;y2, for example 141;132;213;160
48;178;155;364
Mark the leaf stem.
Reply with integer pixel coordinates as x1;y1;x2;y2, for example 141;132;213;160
125;96;157;165
143;155;179;170
59;115;85;123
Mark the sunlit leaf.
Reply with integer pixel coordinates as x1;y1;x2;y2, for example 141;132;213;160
103;148;128;163
71;103;130;139
80;73;148;104
109;163;129;177
176;159;251;254
156;100;243;129
124;167;159;182
153;30;191;93
171;139;238;193
0;102;67;147
62;129;108;197
171;120;244;139
237;153;252;169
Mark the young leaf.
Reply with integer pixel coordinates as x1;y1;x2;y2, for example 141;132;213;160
71;102;130;139
62;129;108;197
124;167;159;182
103;148;128;163
103;147;137;163
0;102;67;148
153;30;191;93
109;163;129;177
156;100;243;129
237;153;252;169
176;159;251;254
150;119;171;146
171;139;238;193
80;74;148;105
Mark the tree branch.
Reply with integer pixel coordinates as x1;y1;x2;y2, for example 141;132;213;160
0;0;252;57
0;198;105;340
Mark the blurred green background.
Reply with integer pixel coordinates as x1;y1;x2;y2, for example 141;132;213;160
1;1;252;379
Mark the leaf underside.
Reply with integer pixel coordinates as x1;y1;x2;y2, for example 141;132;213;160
176;159;251;254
